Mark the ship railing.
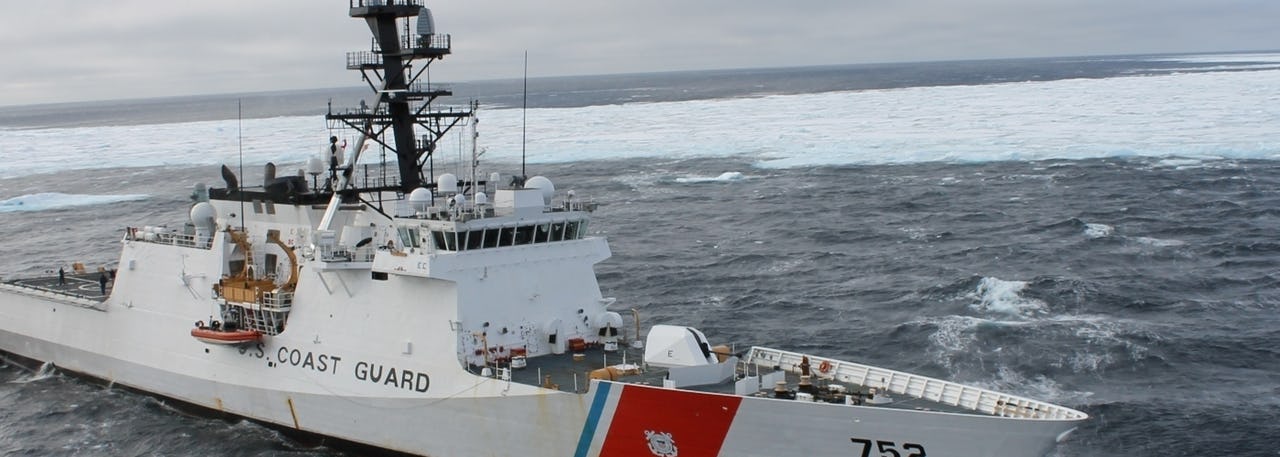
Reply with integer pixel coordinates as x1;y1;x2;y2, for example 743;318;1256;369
554;197;598;213
221;291;292;336
409;195;597;221
124;227;213;250
318;245;376;263
367;34;452;55
350;0;422;8
259;290;294;312
346;51;383;69
414;34;450;52
350;34;451;66
745;346;1088;421
408;81;453;95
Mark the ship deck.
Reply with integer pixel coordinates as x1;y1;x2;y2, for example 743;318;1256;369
2;272;114;303
492;344;983;417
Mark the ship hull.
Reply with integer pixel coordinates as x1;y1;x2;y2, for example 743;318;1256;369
0;288;1077;457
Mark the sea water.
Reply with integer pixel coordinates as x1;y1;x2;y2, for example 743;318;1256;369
2;52;1279;456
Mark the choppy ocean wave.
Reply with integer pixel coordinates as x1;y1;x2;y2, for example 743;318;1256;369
0;192;149;213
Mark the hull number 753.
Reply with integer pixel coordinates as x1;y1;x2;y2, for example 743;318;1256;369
851;437;926;457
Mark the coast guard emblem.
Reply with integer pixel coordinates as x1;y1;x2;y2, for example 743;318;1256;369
644;430;678;457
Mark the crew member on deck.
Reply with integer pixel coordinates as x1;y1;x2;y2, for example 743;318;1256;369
98;271;108;295
58;267;66;286
327;136;341;190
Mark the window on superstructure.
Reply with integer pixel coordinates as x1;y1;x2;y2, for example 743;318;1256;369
398;227;420;248
228;260;246;277
499;225;514;245
264;254;278;277
550;223;565;242
432;230;448;250
465;230;484;250
536;224;551;243
483;228;500;248
515;225;535;245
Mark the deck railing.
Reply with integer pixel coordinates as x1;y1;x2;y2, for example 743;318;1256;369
125;227;213;250
318;245;376;263
350;0;423;8
745;346;1088;421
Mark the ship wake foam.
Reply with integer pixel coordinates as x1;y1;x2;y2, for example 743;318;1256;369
7;362;57;384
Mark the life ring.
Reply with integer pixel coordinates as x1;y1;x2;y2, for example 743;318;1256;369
818;360;833;374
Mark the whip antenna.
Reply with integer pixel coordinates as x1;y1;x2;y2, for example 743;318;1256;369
521;50;528;185
237;99;245;232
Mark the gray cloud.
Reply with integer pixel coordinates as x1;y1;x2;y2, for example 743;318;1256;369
2;0;1276;106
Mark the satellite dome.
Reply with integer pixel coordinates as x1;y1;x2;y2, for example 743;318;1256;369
437;173;458;194
190;202;217;244
189;202;217;227
307;157;325;176
595;311;624;329
408;187;432;213
525;176;555;206
474;192;489;206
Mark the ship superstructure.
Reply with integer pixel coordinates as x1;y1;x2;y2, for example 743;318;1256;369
0;2;1087;456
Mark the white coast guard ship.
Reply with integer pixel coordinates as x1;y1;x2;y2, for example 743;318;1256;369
0;2;1087;456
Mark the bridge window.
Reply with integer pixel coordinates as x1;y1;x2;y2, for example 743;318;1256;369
427;221;586;252
515;225;535;245
483;228;500;248
536;224;551;243
498;227;513;247
398;227;420;248
550;223;564;241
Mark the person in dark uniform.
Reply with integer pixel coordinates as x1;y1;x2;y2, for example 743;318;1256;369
98;272;108;295
328;136;340;181
58;267;66;285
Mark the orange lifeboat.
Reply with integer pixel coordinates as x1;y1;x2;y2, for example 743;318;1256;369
191;324;262;345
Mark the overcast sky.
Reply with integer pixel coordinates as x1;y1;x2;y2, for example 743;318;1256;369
2;0;1276;106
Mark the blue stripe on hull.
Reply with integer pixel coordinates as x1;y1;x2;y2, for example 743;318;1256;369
573;382;614;457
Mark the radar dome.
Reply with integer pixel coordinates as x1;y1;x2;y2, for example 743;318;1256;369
474;192;489;206
525;176;555;206
417;7;435;36
437;173;458;194
408;187;432;213
595;311;624;329
189;202;217;227
307;157;324;176
190;202;217;244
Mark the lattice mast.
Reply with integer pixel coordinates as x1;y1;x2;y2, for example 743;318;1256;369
328;0;472;195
